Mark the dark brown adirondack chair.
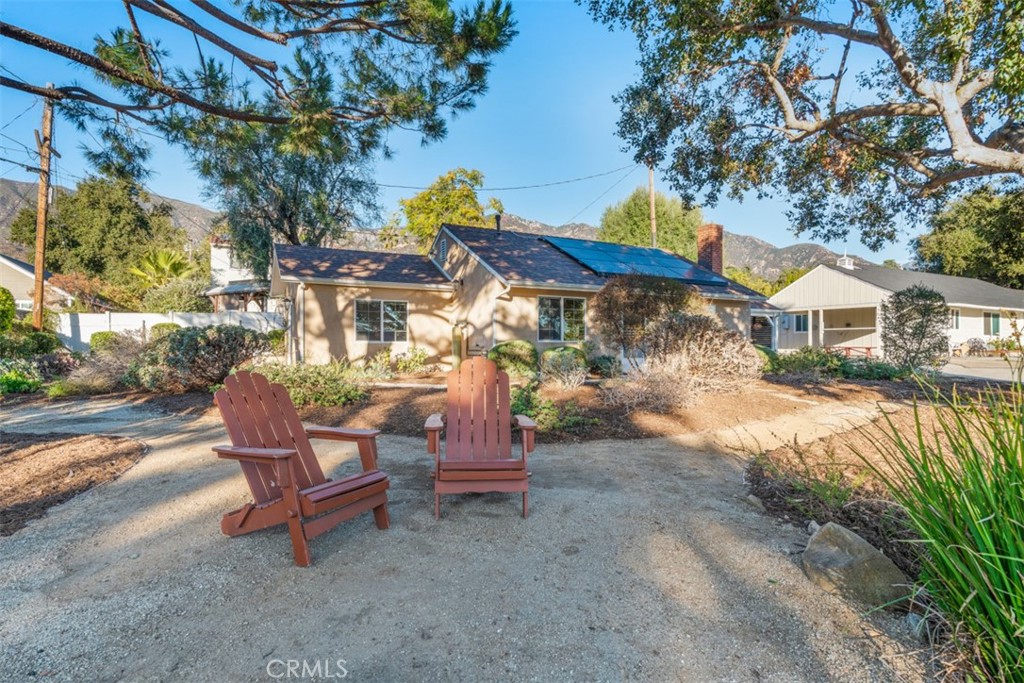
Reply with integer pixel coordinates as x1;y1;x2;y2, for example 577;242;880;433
425;356;537;519
212;371;390;566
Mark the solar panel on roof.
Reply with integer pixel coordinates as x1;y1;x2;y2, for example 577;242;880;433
542;236;728;285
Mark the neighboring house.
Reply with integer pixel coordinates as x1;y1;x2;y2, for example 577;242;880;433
204;237;270;312
270;223;773;366
0;252;72;311
770;258;1024;357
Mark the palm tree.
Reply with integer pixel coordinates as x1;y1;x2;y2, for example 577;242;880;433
129;249;196;288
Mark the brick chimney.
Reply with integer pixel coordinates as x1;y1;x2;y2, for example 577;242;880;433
697;223;724;274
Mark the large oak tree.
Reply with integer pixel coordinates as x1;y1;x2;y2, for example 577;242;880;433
584;0;1024;250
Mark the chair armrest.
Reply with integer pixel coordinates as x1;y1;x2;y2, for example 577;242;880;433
425;413;445;455
306;426;381;441
213;445;296;462
513;415;537;455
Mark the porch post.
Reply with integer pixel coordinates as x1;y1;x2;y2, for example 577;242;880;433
818;309;825;348
875;304;883;359
806;309;812;347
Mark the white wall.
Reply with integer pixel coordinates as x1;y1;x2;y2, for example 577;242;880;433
948;306;1023;348
210;243;259;286
57;311;284;352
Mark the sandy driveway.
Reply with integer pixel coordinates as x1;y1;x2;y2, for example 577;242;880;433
0;397;925;682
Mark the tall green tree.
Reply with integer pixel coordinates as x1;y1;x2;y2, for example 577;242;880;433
400;168;503;252
585;1;1024;251
3;2;517;167
598;187;702;259
880;285;950;368
10;176;184;287
914;187;1024;288
183;121;379;277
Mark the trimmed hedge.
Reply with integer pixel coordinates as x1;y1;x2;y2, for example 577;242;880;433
487;340;539;377
90;331;119;354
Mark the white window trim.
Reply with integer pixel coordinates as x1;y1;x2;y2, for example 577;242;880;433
794;313;809;333
537;296;587;343
984;311;1001;336
355;299;409;343
949;308;960;330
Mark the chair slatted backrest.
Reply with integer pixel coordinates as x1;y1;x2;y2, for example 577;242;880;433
445;357;512;461
214;371;326;503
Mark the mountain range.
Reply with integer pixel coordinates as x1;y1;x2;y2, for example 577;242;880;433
0;178;871;279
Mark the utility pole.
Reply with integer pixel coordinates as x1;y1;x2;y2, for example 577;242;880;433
32;88;54;331
647;164;657;248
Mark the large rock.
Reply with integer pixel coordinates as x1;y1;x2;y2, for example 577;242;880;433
801;522;911;608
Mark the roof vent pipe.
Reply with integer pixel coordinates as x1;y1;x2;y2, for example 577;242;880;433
495;214;501;232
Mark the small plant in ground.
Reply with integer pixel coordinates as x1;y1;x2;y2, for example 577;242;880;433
64;331;148;394
90;331;120;354
363;348;394;379
540;347;588;390
487;340;539;377
394;347;430;374
510;381;597;432
770;346;847;381
0;358;43;394
879;285;949;369
32;349;82;380
159;325;268;391
253;362;369;407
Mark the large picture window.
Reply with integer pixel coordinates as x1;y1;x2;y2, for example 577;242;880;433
356;300;408;342
538;297;586;342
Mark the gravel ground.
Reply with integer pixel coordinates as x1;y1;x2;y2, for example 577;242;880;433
0;398;927;682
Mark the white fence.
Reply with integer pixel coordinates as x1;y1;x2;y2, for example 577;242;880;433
57;311;285;352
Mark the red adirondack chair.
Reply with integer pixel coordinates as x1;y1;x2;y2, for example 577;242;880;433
212;371;390;566
425;356;537;519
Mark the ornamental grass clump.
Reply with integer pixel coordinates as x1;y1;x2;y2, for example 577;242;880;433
862;349;1024;679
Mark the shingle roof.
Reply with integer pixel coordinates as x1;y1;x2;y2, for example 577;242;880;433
443;224;767;301
825;264;1024;309
275;244;451;287
442;224;607;288
0;252;53;280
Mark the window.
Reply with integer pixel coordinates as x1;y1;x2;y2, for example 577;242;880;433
356;300;407;342
228;248;244;270
538;297;586;342
438;237;448;264
793;313;809;333
984;312;1001;336
949;308;960;330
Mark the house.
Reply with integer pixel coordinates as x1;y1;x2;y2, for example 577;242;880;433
0;252;72;311
204;236;270;312
270;223;773;366
770;258;1024;357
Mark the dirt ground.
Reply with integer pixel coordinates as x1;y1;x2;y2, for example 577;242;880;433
0;394;932;682
0;432;146;536
133;378;901;442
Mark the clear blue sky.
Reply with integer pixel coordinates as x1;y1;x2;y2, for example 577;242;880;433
0;0;913;263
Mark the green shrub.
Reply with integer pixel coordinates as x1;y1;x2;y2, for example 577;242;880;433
364;348;393;379
589;355;622;378
26;331;60;355
864;373;1024;678
141;277;214;313
90;331;119;354
771;346;846;379
0;287;14;333
254;362;369;407
754;344;778;371
266;329;286;355
66;332;148;394
149;322;181;342
510;381;597;432
839;358;910;381
0;333;34;358
395;347;429;374
0;358;42;394
487;340;539;377
46;380;79;399
32;349;81;379
159;325;268;391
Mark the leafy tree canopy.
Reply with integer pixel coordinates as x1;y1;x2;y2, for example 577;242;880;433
10;176;185;289
725;265;811;296
189;121;378;276
2;1;516;167
584;0;1024;251
914;187;1024;288
400;168;503;252
598;187;701;259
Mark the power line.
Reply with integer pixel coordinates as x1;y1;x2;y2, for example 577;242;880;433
377;164;638;192
1;100;38;130
563;165;642;224
0;131;35;156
